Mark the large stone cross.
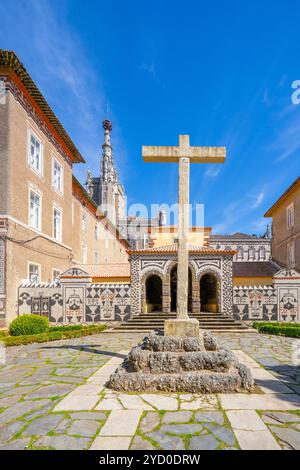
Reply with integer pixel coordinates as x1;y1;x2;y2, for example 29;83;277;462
142;135;226;336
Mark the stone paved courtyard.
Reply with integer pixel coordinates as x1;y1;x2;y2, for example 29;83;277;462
0;331;299;450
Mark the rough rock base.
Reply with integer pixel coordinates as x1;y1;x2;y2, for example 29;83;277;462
108;331;254;393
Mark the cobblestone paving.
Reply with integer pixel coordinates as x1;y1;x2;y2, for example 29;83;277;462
0;331;299;450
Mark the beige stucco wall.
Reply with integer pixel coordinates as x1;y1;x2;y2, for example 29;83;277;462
233;276;273;287
72;196;129;265
270;185;300;271
0;87;8;214
2;88;128;325
150;226;210;248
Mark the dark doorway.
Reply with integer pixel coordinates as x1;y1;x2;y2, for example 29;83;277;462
200;273;218;312
170;265;192;312
145;275;162;312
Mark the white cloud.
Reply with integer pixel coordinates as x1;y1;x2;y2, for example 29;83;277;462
250;190;265;209
0;0;128;182
204;167;221;178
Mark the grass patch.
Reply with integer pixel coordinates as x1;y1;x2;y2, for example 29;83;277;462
1;324;107;347
253;321;300;337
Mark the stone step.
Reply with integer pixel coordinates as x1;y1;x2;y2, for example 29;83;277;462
112;311;249;333
113;324;248;331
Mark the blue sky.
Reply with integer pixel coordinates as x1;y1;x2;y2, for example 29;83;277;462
0;0;299;234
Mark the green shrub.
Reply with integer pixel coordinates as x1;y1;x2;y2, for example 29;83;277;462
3;323;107;346
253;321;300;337
49;324;83;332
9;314;49;336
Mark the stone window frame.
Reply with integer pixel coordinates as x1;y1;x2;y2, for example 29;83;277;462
28;184;42;232
52;154;64;196
287;241;295;268
82;211;88;233
52;204;63;242
81;244;88;264
27;127;44;177
28;261;41;283
287;202;295;229
52;268;61;282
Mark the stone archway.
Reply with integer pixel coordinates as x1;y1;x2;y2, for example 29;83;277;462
145;275;162;312
170;265;195;313
199;272;219;312
141;270;168;313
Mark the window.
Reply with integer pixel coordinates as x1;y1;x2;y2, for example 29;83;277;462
28;131;42;174
82;213;87;232
94;251;99;264
236;246;243;260
53;158;63;193
259;246;266;260
287;242;295;268
29;190;41;230
248;247;255;260
28;263;40;282
53;207;62;241
95;224;99;240
82;244;87;264
52;269;61;282
287;203;295;229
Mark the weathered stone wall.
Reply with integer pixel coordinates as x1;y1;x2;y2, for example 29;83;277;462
233;269;300;322
18;280;131;325
233;285;278;321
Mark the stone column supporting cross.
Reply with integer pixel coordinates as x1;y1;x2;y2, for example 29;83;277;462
142;135;226;336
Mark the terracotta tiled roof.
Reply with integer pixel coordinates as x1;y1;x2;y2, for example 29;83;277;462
0;50;85;164
75;264;130;277
129;244;235;255
233;261;280;277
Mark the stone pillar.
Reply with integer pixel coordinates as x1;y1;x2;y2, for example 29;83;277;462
162;276;171;313
176;156;190;319
165;153;199;337
192;278;200;313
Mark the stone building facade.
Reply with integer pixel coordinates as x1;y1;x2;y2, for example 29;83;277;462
210;231;271;262
129;245;234;316
0;50;129;326
265;177;300;272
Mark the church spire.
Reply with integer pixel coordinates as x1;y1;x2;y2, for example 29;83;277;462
100;119;118;184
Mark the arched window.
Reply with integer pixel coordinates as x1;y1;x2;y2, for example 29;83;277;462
248;246;255;260
259;246;266;260
237;246;244;260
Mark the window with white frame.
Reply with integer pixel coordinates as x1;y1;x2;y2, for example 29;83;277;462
287;242;295;268
28;263;40;282
248;246;255;260
236;246;243;260
28;131;42;174
29;189;41;230
259;246;266;260
53;207;62;241
287;203;295;229
82;213;87;232
82;244;87;264
52;269;61;282
94;251;99;264
95;224;99;240
53;158;63;193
